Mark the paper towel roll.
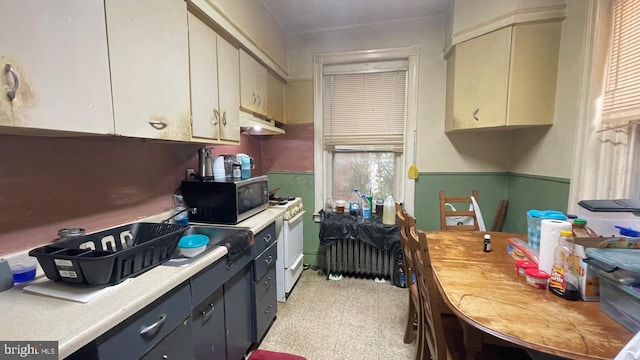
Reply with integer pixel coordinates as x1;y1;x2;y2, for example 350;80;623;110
538;219;573;274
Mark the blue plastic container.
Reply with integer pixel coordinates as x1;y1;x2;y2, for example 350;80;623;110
527;210;567;250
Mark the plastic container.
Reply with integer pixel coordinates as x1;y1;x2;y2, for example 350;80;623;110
362;194;371;220
8;254;37;283
240;155;252;179
173;194;189;225
549;230;579;300
525;268;550;289
585;248;640;332
178;234;210;258
349;189;361;216
527;210;567;250
382;195;395;225
29;222;188;286
335;200;346;214
577;199;640;237
515;260;537;278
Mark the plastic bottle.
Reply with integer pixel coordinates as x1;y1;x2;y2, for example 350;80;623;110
349;189;361;216
172;194;189;225
241;156;251;179
362;194;371;220
393;254;406;288
573;218;597;237
382;195;395;225
549;230;579;300
375;197;384;216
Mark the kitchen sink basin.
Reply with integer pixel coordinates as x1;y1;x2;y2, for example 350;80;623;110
163;224;250;266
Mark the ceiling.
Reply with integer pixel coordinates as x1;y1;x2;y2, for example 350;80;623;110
260;0;450;33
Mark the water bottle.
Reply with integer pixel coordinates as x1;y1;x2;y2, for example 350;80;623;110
362;194;371;220
173;194;189;225
349;189;361;216
382;195;395;225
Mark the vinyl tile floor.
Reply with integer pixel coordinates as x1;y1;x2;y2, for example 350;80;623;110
257;269;415;360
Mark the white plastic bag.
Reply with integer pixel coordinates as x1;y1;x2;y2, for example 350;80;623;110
445;196;486;231
444;203;475;226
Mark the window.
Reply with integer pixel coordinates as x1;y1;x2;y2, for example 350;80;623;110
569;0;640;209
313;46;419;214
323;67;407;202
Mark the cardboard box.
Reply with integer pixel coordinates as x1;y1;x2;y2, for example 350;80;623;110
571;238;605;301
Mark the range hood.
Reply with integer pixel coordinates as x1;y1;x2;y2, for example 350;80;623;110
239;111;285;135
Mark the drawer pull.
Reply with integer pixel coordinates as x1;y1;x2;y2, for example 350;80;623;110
140;314;167;337
265;255;274;265
202;303;215;317
264;234;272;245
162;356;168;360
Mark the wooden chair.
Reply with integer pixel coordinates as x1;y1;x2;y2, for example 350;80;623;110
409;226;465;360
396;204;420;351
439;190;480;231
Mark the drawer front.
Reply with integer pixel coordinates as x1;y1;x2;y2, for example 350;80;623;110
253;222;276;257
253;241;277;280
254;283;277;342
141;317;193;360
97;283;191;360
191;248;253;307
254;265;276;303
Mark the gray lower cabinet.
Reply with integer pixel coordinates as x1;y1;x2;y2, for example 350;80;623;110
225;264;254;360
252;222;278;343
192;287;226;360
96;283;192;360
141;318;194;360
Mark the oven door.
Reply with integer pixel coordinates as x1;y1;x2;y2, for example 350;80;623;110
283;210;305;267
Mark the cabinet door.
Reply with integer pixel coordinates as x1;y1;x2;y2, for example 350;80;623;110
106;0;191;141
239;50;258;113
254;63;268;116
0;1;113;134
451;27;511;130
267;72;284;122
188;12;220;141
193;287;226;360
217;36;240;142
224;264;253;360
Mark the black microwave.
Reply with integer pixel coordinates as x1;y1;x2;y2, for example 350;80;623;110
180;175;269;224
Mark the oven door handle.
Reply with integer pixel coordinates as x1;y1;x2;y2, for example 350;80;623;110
286;210;305;225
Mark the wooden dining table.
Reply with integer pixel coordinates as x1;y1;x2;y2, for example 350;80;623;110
426;230;633;360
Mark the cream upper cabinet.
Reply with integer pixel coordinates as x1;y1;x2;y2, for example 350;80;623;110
188;13;240;143
445;21;562;132
266;72;285;123
106;0;191;141
0;1;114;135
239;49;268;116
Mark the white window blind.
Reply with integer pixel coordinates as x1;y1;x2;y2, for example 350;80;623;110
323;69;407;152
602;0;640;125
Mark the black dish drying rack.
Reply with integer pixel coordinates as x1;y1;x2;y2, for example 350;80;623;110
29;223;189;286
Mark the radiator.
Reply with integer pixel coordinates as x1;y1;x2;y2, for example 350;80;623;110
325;238;394;278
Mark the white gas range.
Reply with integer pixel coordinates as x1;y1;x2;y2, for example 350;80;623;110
269;197;305;302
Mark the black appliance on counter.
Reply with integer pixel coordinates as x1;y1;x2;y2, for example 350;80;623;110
180;175;269;224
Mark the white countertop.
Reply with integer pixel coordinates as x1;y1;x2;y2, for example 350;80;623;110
0;207;284;359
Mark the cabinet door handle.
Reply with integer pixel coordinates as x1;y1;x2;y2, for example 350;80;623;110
252;92;257;104
265;255;273;265
139;314;167;337
202;303;215;317
148;118;168;130
4;64;19;101
212;109;220;125
257;95;262;106
473;108;480;121
222;111;227;126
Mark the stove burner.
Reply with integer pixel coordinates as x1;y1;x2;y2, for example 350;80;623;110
271;196;295;203
269;199;289;206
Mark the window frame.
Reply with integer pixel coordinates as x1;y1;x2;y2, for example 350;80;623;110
313;46;420;214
